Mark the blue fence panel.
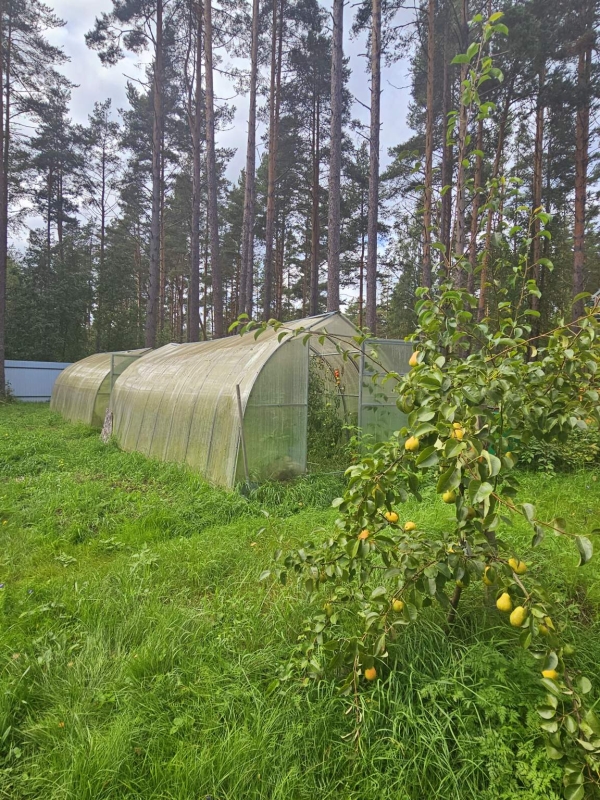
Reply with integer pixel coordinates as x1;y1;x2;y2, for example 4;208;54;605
5;360;71;402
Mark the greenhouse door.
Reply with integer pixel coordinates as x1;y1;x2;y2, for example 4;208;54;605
358;339;412;443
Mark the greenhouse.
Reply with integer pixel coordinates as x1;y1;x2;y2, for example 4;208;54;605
50;349;151;428
49;314;411;487
108;313;412;487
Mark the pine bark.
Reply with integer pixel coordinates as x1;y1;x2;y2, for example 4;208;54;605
440;31;453;262
477;72;515;320
263;0;284;320
573;37;592;321
422;0;435;288
326;0;343;311
451;0;468;288
309;94;320;315
0;0;6;396
204;0;223;337
189;0;203;341
144;0;164;348
531;64;545;320
366;0;381;333
468;117;483;294
240;0;259;318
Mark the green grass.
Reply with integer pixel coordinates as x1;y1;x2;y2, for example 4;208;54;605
0;403;599;799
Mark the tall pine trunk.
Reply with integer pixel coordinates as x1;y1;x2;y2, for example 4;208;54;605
240;0;259;318
309;94;320;315
422;0;435;288
531;64;545;323
204;0;223;337
573;36;592;321
468;117;483;294
145;0;163;348
440;26;453;263
366;0;381;333
263;0;284;320
451;0;468;287
478;72;514;320
0;0;6;396
327;0;343;311
96;137;107;350
189;0;203;341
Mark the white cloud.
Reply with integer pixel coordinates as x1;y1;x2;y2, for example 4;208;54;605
47;0;414;178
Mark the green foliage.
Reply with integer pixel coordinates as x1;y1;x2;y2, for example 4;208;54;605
307;357;348;469
519;428;600;475
1;405;600;797
261;15;600;798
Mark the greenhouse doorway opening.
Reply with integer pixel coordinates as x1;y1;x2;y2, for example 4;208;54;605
307;347;359;471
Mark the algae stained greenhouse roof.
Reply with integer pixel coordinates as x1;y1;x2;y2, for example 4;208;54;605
111;313;363;488
50;348;151;428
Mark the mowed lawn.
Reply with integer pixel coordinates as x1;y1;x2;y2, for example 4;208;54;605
0;403;599;800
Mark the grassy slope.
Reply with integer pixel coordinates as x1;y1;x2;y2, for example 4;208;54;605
0;403;599;800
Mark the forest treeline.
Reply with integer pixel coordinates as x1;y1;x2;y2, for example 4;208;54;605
0;0;598;389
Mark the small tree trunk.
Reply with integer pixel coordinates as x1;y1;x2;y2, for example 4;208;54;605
366;0;381;333
309;95;320;315
159;141;166;333
145;0;163;348
468;117;484;294
359;192;365;328
189;0;203;342
451;0;468;288
531;64;545;327
204;0;223;337
327;0;343;311
440;34;453;264
422;0;435;288
240;0;259;317
573;38;592;321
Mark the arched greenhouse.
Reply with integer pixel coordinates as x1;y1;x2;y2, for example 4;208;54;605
51;313;412;487
50;348;151;427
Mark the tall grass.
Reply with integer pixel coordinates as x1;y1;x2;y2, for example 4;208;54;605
0;404;598;799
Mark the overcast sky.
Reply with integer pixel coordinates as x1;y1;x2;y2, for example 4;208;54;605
47;0;414;181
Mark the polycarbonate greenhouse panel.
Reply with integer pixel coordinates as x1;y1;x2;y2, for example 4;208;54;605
51;349;151;428
51;352;113;427
359;339;413;443
52;313;413;488
111;334;294;488
240;337;309;482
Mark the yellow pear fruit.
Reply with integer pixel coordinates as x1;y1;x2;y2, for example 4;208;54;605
409;351;419;368
451;425;465;440
509;606;527;627
542;669;559;681
405;436;420;452
442;490;457;504
404;521;417;532
384;511;399;524
392;599;405;613
483;566;495;586
358;529;370;540
496;592;513;613
508;557;527;575
364;667;377;681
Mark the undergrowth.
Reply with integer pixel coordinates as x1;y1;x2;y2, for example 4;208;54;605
0;403;598;799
